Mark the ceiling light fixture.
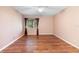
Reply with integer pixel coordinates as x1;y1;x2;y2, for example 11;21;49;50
38;7;44;12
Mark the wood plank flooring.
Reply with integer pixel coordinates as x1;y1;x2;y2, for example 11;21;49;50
2;35;79;53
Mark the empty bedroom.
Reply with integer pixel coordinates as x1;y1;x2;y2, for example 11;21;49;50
0;6;79;53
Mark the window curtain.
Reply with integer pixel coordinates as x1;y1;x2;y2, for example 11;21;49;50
27;18;37;28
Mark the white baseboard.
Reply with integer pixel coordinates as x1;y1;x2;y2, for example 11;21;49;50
39;33;53;35
28;33;53;35
54;34;79;49
0;34;24;52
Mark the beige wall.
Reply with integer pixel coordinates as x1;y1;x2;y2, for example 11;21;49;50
0;7;24;50
25;16;54;35
54;7;79;48
39;16;53;35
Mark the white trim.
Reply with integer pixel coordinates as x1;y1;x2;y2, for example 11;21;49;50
54;34;79;49
0;34;24;52
39;33;53;35
28;33;53;35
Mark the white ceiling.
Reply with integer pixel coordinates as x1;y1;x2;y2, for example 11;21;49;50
13;6;66;16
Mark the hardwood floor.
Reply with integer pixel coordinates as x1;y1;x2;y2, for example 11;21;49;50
2;35;79;53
